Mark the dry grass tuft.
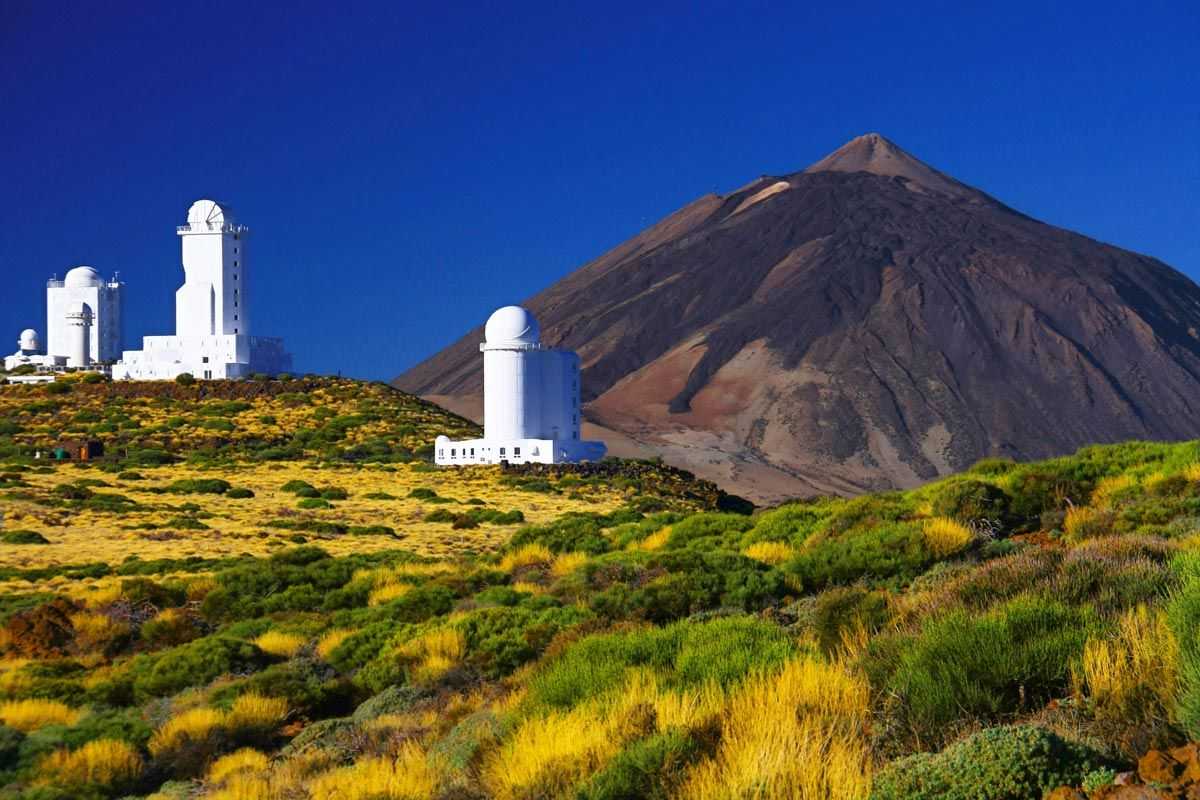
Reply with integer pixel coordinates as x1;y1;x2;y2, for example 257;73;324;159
1064;505;1115;541
550;551;589;577
39;738;142;789
307;743;439;800
743;541;795;565
674;656;872;800
630;528;670;551
253;630;306;658
368;582;413;606
500;543;554;572
315;628;355;661
0;698;83;731
923;517;974;558
1076;603;1178;727
207;747;270;784
149;706;225;757
227;693;289;731
1092;474;1136;507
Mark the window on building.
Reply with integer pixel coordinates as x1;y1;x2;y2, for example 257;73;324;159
202;356;209;363
500;447;506;456
514;447;521;457
234;260;238;267
451;448;456;457
574;431;579;440
234;328;238;334
234;234;239;240
470;448;475;456
438;449;444;458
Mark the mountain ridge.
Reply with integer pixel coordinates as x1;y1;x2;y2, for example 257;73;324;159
397;135;1200;502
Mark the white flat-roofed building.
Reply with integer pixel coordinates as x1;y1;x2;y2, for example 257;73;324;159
434;306;606;465
112;199;291;380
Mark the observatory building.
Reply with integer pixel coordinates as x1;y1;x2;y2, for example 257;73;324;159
434;306;607;465
4;266;124;372
112;200;292;380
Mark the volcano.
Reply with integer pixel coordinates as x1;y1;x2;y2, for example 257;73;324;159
396;134;1200;503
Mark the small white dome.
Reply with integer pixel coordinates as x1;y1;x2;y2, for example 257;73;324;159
485;306;540;345
18;329;38;351
63;266;102;288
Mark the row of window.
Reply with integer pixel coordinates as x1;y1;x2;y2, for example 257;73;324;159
439;446;522;460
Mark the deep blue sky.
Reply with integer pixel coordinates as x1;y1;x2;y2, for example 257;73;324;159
2;1;1197;380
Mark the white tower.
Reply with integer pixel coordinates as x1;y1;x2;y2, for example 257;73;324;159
176;200;248;338
483;306;543;442
65;302;93;368
434;306;605;465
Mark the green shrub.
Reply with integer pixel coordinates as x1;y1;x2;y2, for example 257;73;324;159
226;487;255;499
1;530;50;544
870;725;1111;800
578;729;698;800
320;487;348;501
1167;553;1200;738
888;596;1094;740
787;521;934;590
931;479;1012;525
130;636;270;699
528;616;794;711
281;480;317;494
175;372;196;385
664;513;753;549
297;497;332;509
166;478;231;495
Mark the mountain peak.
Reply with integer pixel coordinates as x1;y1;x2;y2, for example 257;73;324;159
804;132;984;201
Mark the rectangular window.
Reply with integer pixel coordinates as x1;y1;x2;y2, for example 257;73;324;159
234;260;238;267
202;356;209;363
470;448;475;456
451;448;456;457
438;449;444;458
500;447;506;456
514;447;521;457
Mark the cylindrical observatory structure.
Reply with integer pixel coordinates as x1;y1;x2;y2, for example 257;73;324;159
481;306;543;442
66;302;93;368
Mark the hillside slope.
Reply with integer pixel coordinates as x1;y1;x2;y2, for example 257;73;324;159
4;380;1200;798
397;134;1200;502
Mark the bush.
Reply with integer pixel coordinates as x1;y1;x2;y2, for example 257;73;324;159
1167;553;1200;738
931;479;1012;526
578;729;698;800
2;530;50;544
871;725;1111;800
166;478;231;495
788;521;934;590
888;596;1094;741
226;487;255;499
528;616;795;710
175;373;196;385
130;636;271;699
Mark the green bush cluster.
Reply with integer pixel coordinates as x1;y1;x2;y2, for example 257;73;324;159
871;725;1111;800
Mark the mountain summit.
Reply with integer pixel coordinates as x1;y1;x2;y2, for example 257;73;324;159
397;135;1200;502
804;133;990;201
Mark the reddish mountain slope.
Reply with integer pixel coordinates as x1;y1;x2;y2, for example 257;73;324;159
397;134;1200;502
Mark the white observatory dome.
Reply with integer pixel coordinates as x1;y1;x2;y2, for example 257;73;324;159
63;266;102;288
186;199;233;226
485;306;540;346
18;329;39;351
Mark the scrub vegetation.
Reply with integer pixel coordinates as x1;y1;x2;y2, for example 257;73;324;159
3;378;1200;798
